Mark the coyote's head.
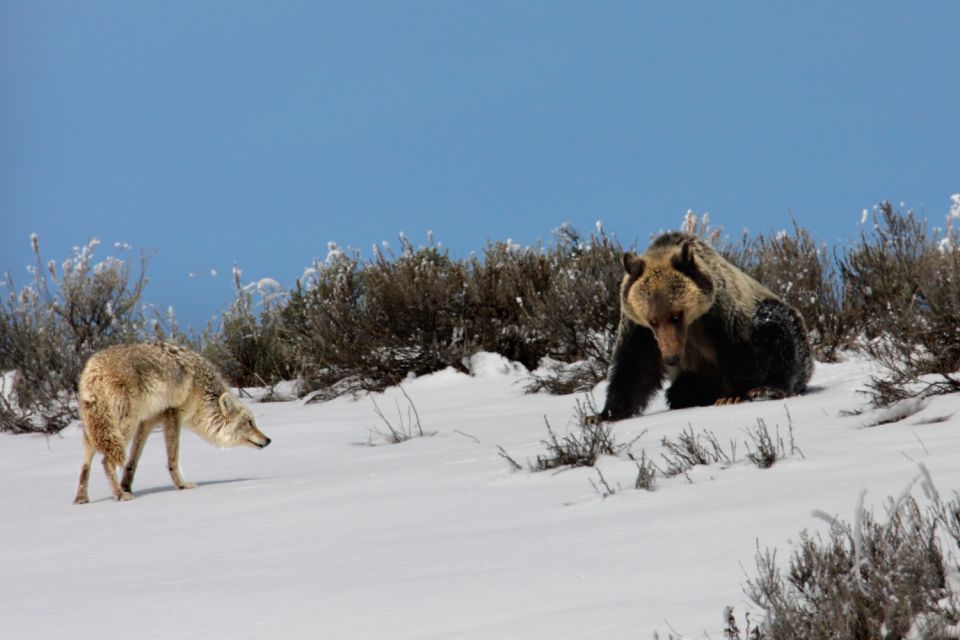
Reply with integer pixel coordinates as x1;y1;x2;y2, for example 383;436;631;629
207;393;272;449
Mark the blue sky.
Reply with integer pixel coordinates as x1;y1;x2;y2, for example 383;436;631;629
3;1;958;330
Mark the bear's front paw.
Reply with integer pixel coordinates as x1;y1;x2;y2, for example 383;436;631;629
585;407;623;424
714;396;744;406
746;387;787;401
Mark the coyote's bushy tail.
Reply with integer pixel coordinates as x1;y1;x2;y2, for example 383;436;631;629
79;393;127;469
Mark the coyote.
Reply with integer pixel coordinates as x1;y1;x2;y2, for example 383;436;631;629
73;342;271;504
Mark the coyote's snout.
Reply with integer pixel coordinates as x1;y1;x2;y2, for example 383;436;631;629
74;342;271;504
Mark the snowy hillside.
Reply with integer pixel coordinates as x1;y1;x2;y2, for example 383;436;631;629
2;354;958;639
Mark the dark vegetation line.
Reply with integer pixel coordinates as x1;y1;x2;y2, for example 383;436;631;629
2;202;959;433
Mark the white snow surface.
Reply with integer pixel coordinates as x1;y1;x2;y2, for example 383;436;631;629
3;353;960;639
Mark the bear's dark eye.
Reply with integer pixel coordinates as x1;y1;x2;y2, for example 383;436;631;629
649;319;659;328
669;314;682;324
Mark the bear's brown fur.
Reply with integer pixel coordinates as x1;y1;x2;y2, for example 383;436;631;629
600;232;813;420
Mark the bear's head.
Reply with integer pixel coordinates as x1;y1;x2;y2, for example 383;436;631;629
620;239;715;366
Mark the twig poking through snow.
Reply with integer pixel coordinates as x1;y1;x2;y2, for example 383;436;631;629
370;384;435;444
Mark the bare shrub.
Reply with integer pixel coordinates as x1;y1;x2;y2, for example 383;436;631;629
722;606;762;640
743;489;960;639
531;397;630;471
744;414;802;469
466;238;548;369
680;209;724;247
841;202;960;405
657;412;800;478
364;242;475;375
498;396;635;472
521;224;625;393
497;445;524;472
524;358;608;395
286;238;488;396
631;451;657;491
202;267;295;389
369;384;434;444
840;203;933;339
0;237;150;433
284;246;372;395
589;468;618;499
734;223;856;362
285;228;623;400
531;414;616;470
659;426;737;477
744;420;784;470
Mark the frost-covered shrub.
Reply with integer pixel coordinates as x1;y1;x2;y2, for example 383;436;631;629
282;245;369;396
732;223;856;363
0;237;150;432
520;224;623;393
202;267;295;390
464;238;543;368
840;203;936;340
283;227;623;398
841;201;960;405
286;238;475;396
743;486;960;639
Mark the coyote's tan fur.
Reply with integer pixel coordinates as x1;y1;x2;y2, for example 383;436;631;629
74;342;271;504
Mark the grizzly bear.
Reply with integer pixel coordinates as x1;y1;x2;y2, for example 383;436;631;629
599;231;813;421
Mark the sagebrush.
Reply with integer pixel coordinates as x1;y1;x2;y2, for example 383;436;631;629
5;200;960;433
0;238;154;432
740;484;960;639
265;226;623;398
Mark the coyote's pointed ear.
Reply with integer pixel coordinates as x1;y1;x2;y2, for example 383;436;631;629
622;252;645;278
218;392;241;418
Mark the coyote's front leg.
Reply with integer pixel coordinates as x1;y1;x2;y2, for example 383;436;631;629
163;410;196;490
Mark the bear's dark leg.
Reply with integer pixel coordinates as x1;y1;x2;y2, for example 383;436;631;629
696;310;759;403
750;299;813;397
600;317;663;421
666;372;722;409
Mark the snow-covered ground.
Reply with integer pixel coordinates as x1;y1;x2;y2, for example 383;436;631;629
2;354;958;639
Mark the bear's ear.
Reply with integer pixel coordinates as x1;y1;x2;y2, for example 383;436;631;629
622;252;645;278
672;239;714;295
677;239;696;266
